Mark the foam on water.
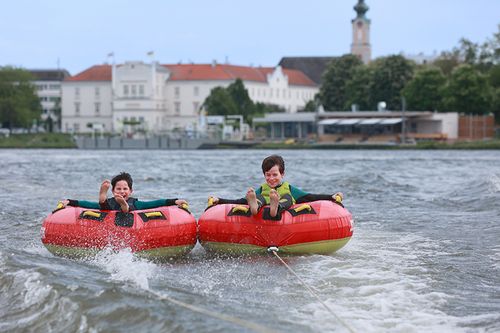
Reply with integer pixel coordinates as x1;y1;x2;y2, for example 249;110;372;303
279;231;472;333
89;247;159;290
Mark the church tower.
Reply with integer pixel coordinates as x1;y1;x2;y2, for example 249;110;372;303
351;0;371;64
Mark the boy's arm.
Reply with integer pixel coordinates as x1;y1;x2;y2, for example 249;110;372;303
134;199;178;209
217;197;248;205
66;199;101;209
291;185;338;203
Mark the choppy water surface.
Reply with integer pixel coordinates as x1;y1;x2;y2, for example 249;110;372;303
0;149;499;333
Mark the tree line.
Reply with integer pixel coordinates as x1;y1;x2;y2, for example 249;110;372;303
205;25;499;123
315;25;500;118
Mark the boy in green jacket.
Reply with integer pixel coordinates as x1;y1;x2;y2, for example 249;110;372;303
209;155;343;218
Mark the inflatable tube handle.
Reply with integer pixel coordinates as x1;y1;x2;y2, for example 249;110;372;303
232;205;249;214
52;202;65;213
293;204;312;213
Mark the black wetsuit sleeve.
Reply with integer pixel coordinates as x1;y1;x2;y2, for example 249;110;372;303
99;200;111;210
295;193;334;203
217;197;248;205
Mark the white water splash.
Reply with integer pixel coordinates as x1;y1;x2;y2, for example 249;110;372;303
90;247;158;290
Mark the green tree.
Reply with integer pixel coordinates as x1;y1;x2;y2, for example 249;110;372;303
203;86;238;117
432;52;461;77
403;68;447;111
370;55;415;110
344;65;375;110
300;99;318;112
443;64;492;114
0;67;41;129
319;54;363;110
227;78;255;122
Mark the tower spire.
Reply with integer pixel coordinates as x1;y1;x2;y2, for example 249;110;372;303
351;0;371;64
354;0;369;20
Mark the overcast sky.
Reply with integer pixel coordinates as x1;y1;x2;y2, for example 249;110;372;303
1;0;498;75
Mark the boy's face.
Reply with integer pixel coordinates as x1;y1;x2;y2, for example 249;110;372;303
113;180;133;200
264;165;284;188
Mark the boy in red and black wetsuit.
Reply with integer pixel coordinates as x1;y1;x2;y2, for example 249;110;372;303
61;172;187;212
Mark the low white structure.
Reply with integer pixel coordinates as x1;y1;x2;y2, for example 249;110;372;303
61;62;318;134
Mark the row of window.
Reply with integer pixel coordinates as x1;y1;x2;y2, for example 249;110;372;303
123;84;145;97
74;102;102;116
72;101;200;116
249;87;314;100
74;87;101;99
36;84;61;90
39;96;60;102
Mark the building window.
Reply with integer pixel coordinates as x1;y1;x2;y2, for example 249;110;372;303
131;85;137;97
174;102;181;115
74;102;80;116
139;85;144;96
193;102;199;114
175;87;180;99
49;84;60;90
74;123;80;132
75;87;80;99
95;102;101;115
277;89;280;98
123;85;129;96
95;87;100;98
194;86;199;96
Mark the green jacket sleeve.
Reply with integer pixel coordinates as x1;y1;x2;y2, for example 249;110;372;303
134;199;177;210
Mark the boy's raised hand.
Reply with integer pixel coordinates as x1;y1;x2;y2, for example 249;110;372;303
99;180;111;203
114;194;129;212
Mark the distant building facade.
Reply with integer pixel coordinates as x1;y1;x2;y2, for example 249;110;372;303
29;69;70;132
61;62;318;134
351;0;371;64
253;110;495;143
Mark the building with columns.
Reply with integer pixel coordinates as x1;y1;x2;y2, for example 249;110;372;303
351;0;372;64
61;62;318;134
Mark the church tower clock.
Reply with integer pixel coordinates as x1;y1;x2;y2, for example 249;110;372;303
351;0;371;64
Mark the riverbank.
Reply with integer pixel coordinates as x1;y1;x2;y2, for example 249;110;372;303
0;133;76;148
225;139;500;150
1;133;499;149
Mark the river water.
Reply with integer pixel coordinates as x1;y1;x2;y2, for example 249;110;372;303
0;149;498;333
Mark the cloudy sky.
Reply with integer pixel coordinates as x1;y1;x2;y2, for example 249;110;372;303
1;0;498;75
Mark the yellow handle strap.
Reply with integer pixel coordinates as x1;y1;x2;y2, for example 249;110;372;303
232;205;249;214
181;203;191;212
83;211;101;218
334;194;343;203
144;211;163;218
207;197;215;207
293;204;312;213
55;202;64;210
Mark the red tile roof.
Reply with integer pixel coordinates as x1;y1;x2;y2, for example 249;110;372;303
65;65;112;81
164;64;316;86
65;63;316;86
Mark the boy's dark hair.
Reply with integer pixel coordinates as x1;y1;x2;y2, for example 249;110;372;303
262;155;285;174
111;172;133;189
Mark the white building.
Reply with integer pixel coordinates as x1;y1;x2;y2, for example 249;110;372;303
61;62;318;134
29;69;70;131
